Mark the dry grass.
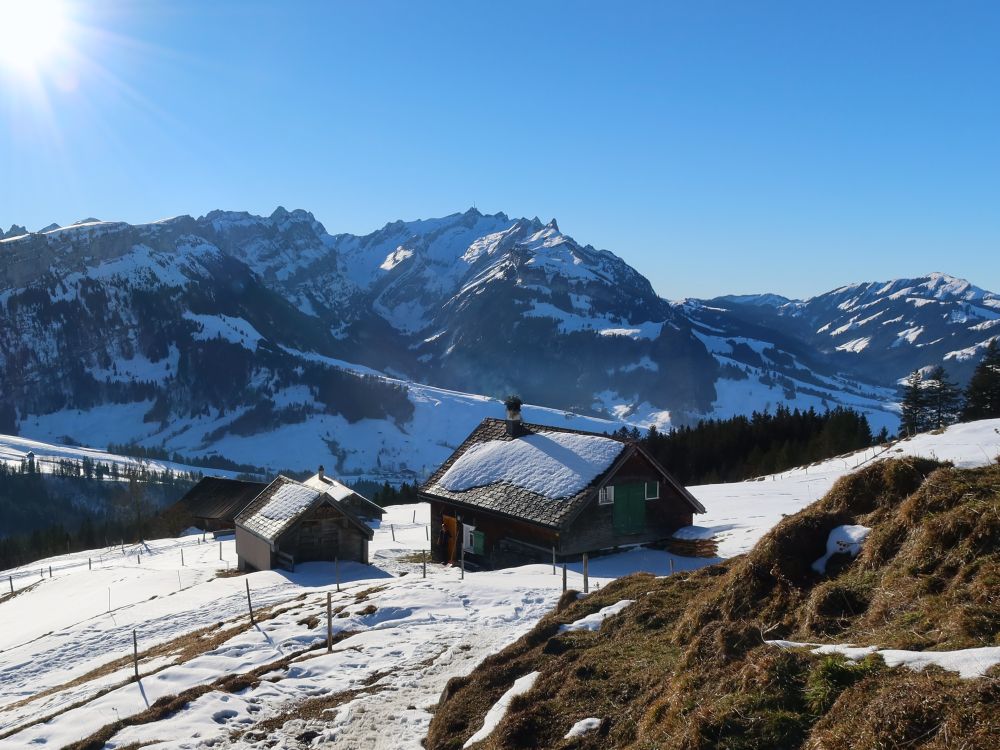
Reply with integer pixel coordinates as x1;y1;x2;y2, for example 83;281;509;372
427;459;1000;750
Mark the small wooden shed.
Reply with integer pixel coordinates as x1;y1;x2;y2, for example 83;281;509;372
235;475;374;572
419;411;705;569
167;476;267;532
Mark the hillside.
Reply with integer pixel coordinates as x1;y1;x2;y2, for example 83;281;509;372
426;454;1000;748
0;420;996;749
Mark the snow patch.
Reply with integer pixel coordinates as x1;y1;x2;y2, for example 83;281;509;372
463;671;540;748
768;641;1000;680
559;600;635;632
564;717;602;738
812;525;871;574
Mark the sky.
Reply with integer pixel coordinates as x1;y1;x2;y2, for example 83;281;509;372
1;0;998;300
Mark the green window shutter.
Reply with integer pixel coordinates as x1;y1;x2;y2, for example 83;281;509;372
472;530;485;555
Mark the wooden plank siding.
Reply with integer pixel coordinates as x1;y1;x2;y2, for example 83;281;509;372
278;504;368;565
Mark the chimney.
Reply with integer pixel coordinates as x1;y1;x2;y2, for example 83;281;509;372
317;464;325;481
504;395;524;437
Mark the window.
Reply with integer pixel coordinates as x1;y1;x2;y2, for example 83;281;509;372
599;485;615;505
462;523;476;553
645;481;659;500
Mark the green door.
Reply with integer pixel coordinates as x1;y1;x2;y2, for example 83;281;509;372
613;483;646;534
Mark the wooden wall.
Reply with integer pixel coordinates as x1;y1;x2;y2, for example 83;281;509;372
277;503;368;564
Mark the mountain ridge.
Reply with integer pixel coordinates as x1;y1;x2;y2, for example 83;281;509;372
1;206;996;479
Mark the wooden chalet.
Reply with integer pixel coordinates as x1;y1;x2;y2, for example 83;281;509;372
168;476;267;532
235;474;374;572
419;405;705;569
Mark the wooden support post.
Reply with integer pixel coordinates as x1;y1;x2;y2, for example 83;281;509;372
335;557;340;593
245;579;255;624
390;524;395;542
562;563;567;592
132;629;139;682
552;547;556;575
460;542;465;580
583;552;589;594
422;549;427;578
326;592;333;652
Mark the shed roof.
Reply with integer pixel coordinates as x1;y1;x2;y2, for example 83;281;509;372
235;475;374;544
420;418;704;528
301;472;385;518
171;476;267;523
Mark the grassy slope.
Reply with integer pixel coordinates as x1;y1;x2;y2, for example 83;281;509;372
426;459;1000;750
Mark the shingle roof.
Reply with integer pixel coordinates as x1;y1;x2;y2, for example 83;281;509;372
235;475;375;544
420;419;630;528
171;477;267;523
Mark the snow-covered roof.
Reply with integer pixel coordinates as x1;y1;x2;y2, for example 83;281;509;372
438;431;623;499
235;475;374;543
423;418;704;527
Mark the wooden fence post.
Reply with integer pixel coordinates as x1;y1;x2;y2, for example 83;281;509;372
326;591;333;652
412;509;416;523
132;629;139;682
335;557;340;593
422;550;427;578
8;576;12;594
246;579;255;624
219;541;223;561
460;541;465;580
562;563;567;592
669;558;675;575
88;558;92;571
583;553;589;594
49;565;52;577
552;547;556;575
390;524;395;542
425;525;429;541
136;554;140;565
181;548;184;567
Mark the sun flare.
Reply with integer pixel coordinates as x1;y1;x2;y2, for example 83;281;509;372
0;0;71;76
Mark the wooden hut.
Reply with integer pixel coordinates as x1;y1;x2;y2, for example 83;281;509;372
419;406;704;569
235;475;374;572
168;476;267;532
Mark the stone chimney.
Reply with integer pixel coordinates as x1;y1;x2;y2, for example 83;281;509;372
317;464;325;481
504;395;524;437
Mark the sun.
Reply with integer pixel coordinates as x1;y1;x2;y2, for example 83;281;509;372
0;0;71;77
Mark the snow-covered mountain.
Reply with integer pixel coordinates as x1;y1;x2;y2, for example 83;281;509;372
690;272;1000;388
2;209;995;477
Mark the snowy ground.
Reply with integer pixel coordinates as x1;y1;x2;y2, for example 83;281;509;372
1;419;997;748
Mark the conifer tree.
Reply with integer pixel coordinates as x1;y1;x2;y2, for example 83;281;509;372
899;370;928;436
962;339;1000;421
923;365;963;430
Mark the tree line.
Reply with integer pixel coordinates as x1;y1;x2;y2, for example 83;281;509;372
616;405;879;485
900;339;1000;435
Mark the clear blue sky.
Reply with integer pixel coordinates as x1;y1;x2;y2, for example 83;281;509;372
2;0;998;299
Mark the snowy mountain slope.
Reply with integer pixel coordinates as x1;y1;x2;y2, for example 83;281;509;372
2;419;997;748
16;375;627;482
0;433;235;480
693;272;1000;388
3;207;996;471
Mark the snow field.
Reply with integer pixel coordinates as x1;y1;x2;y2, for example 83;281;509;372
767;642;1000;680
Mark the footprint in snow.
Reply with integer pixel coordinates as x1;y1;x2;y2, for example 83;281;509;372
212;709;238;723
